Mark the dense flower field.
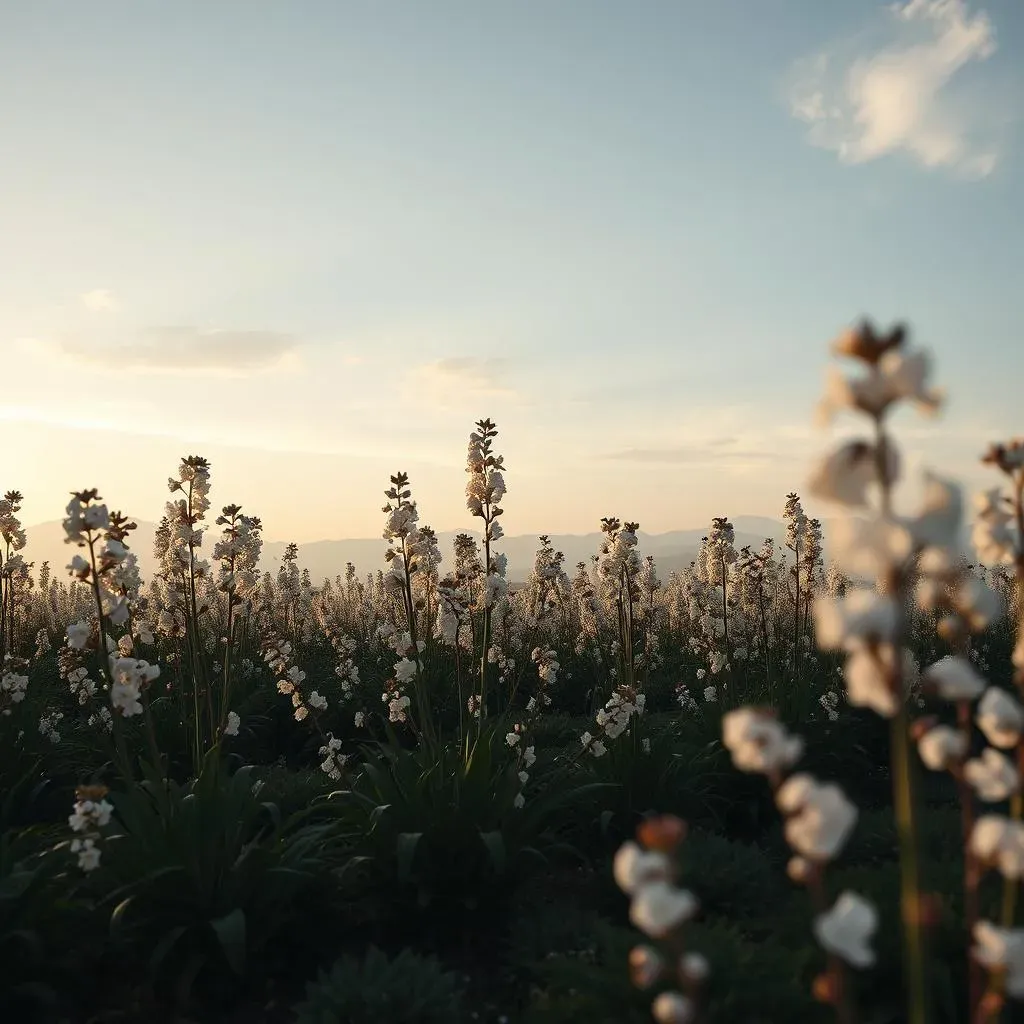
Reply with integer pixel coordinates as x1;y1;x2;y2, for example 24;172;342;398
2;320;1023;1024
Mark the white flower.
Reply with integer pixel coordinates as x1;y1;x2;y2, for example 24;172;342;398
972;816;1024;880
224;711;240;737
613;841;671;896
722;707;803;775
82;503;110;531
917;726;967;772
71;836;102;872
977;688;1024;749
843;642;900;718
814;891;878;968
829;515;914;579
354;711;366;728
973;489;1016;566
905;473;960;547
66;621;91;651
629;881;698;938
513;792;525;809
964;748;1020;802
67;554;90;578
703;686;717;703
807;441;885;507
776;773;858;861
651;991;695;1023
956;576;1002;631
394;657;418;684
69;798;113;832
628;945;663;989
973;922;1024;998
924;655;986;702
680;952;709;981
813;590;899;651
818;342;941;422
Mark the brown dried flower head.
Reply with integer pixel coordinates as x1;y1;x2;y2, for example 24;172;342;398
637;814;687;853
831;320;906;365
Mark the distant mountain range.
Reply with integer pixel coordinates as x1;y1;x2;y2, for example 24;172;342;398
24;515;812;587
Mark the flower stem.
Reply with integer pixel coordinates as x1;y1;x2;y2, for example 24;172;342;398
891;701;929;1024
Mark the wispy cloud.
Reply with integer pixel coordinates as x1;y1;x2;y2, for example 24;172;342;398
601;444;796;465
80;288;119;312
789;0;1002;177
25;329;301;375
405;357;519;410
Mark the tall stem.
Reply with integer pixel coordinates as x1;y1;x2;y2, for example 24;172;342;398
875;418;928;1024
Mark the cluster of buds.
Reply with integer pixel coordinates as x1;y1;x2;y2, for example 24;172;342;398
213;504;263;604
615;815;707;1023
68;784;113;873
466;419;509;614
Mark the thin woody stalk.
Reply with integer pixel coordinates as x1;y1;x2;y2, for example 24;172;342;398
874;417;929;1024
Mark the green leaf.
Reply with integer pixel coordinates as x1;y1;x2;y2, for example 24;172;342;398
396;832;422;883
479;830;506;875
109;896;135;934
149;925;189;978
210;907;247;976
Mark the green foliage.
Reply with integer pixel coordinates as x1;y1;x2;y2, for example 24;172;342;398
681;829;786;919
505;872;611;973
329;724;606;923
89;750;353;1005
842;804;964;868
0;835;69;1019
294;946;465;1024
582;727;730;840
520;918;653;1024
684;917;824;1023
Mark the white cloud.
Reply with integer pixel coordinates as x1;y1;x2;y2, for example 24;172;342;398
789;0;1002;177
80;288;119;312
25;329;301;375
404;357;519;411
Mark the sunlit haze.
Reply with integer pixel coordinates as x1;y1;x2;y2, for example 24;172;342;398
4;0;1021;545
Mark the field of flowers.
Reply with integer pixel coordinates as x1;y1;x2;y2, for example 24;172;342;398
2;320;1023;1024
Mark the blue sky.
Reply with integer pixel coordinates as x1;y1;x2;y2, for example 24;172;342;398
2;0;1021;542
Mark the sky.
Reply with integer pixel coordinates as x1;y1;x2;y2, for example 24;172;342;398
2;0;1022;545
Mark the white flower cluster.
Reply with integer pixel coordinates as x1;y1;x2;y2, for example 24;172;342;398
108;654;160;718
614;818;707;1022
39;708;64;744
722;706;875;972
318;733;347;781
581;687;646;759
68;786;112;873
466;420;509;620
0;654;28;714
213;505;262;602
